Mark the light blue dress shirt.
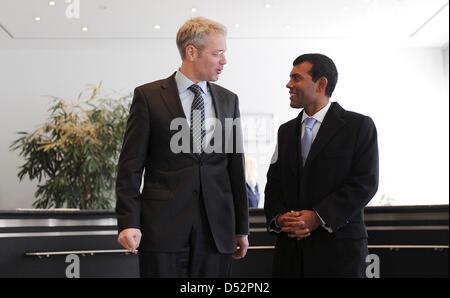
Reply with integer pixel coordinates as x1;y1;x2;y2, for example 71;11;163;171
175;70;217;147
174;70;216;125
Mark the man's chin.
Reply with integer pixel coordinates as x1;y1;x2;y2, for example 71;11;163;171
290;101;301;109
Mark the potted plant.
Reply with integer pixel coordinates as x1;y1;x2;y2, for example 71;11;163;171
10;84;131;209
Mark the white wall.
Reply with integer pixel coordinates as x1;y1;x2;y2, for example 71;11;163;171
443;44;449;82
0;38;448;209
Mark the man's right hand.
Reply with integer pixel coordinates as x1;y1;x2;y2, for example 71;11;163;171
117;228;142;253
277;211;311;240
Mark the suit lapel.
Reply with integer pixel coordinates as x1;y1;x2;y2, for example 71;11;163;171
202;83;225;156
288;113;302;179
160;72;186;120
304;102;346;167
160;73;197;160
208;83;225;128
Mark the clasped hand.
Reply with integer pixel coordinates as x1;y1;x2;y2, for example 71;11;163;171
277;210;321;240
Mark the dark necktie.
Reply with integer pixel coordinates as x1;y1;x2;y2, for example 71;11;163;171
188;84;205;153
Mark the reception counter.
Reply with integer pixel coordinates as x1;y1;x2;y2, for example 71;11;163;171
0;205;448;278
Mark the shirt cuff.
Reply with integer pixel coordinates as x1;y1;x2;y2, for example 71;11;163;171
315;210;333;233
267;215;282;234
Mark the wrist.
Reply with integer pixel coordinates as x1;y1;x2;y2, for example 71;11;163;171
275;215;281;228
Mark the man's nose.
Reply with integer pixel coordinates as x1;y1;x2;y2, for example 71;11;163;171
220;55;227;65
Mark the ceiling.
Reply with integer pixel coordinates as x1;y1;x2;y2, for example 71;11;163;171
0;0;448;47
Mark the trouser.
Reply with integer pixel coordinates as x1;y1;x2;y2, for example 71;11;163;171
139;192;232;278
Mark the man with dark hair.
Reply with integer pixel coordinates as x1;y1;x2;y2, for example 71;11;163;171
264;53;379;277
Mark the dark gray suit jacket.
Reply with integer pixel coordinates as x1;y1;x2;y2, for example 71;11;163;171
116;73;249;253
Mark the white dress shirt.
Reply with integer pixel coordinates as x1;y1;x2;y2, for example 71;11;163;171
300;100;332;141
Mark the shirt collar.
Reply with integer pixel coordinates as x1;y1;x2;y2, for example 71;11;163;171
175;70;208;95
301;101;332;124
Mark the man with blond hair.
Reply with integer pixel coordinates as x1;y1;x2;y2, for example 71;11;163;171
116;17;249;278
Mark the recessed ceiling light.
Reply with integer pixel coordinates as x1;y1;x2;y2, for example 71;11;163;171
81;26;88;32
34;16;41;21
154;25;161;30
265;3;271;8
191;8;197;13
343;6;349;11
234;23;240;28
48;1;56;6
285;25;291;30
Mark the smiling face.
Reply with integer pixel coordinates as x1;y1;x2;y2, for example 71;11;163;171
190;33;227;82
286;61;329;114
286;62;319;109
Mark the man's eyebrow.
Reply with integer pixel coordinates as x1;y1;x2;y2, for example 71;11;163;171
290;73;303;78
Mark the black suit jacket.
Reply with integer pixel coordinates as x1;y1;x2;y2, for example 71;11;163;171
116;73;249;254
264;102;379;277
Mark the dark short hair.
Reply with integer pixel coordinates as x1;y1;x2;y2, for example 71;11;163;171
293;53;338;97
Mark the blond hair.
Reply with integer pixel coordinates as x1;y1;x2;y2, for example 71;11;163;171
176;17;227;60
245;156;258;188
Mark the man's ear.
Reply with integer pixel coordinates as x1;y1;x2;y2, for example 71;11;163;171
316;77;328;94
185;45;196;61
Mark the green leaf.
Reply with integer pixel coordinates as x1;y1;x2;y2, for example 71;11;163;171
10;83;131;209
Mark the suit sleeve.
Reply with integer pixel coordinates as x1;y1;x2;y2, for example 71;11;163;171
227;95;249;235
115;87;150;232
264;127;288;233
313;116;379;232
